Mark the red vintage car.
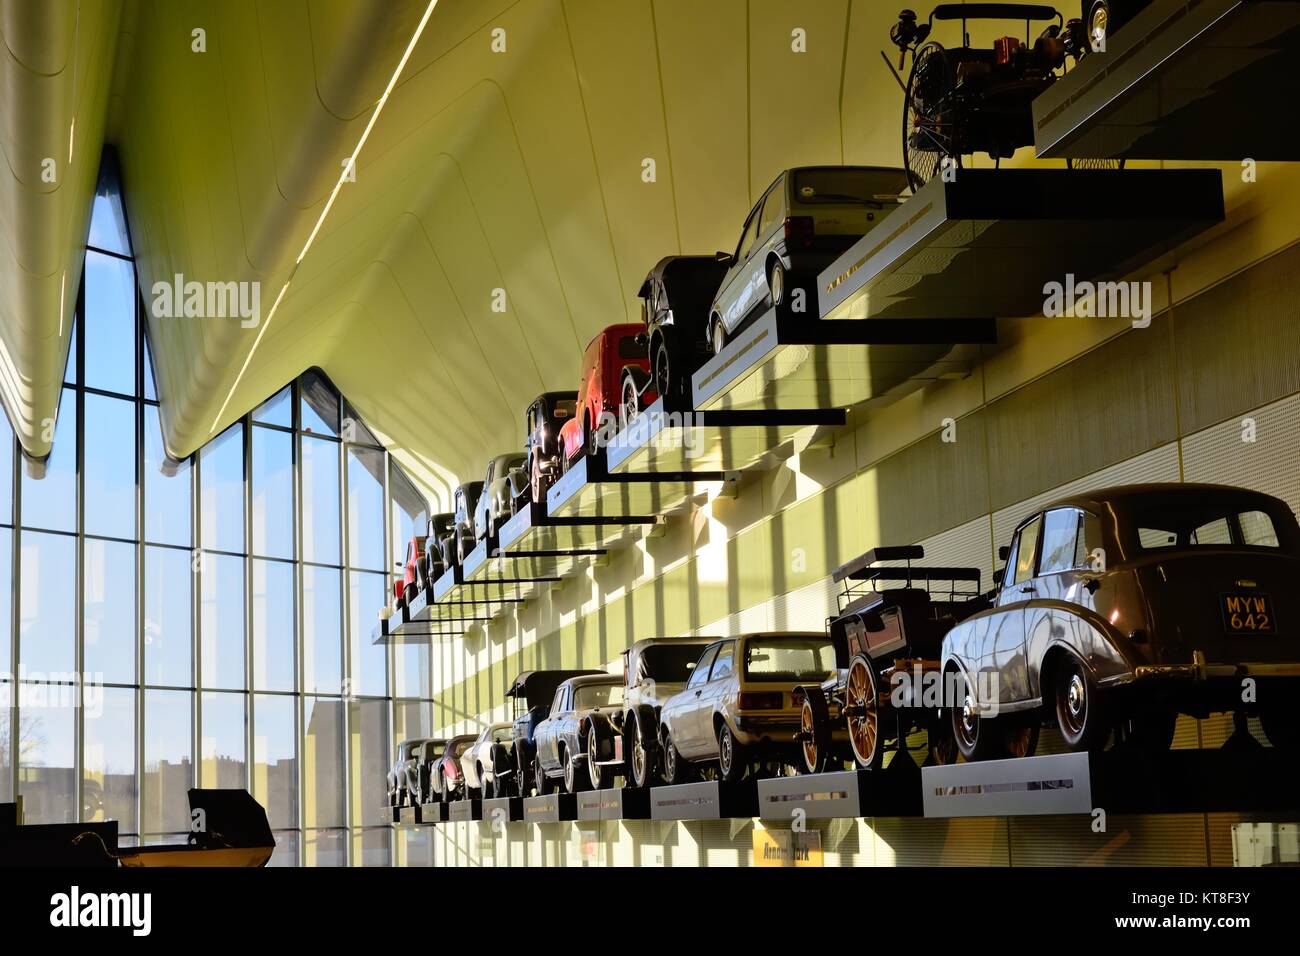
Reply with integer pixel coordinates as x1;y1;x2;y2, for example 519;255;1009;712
392;536;424;608
559;323;654;469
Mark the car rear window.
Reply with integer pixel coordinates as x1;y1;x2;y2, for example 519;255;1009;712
574;682;623;709
617;335;643;360
792;169;909;205
1135;505;1282;551
637;644;708;682
549;398;576;420
743;637;835;682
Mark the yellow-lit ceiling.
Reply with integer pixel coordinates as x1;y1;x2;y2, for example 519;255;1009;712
1;0;962;506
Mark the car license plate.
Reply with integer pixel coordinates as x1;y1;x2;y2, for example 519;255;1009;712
1221;593;1274;633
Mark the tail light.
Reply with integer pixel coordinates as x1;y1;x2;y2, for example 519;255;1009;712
783;216;815;250
738;691;784;710
994;36;1020;64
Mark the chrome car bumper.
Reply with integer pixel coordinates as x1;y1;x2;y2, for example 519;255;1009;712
1133;650;1300;680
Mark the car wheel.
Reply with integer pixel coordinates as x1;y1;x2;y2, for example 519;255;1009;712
717;723;746;783
768;260;786;308
529;454;544;505
584;411;599;460
1121;711;1177;753
711;316;729;356
587;729;612;791
661;731;689;786
1087;0;1109;52
535;753;553;796
928;709;959;765
1002;717;1040;759
562;745;587;794
654;341;673;403
799;687;831;775
846;657;887;769
951;668;1003;761
620;375;639;432
1054;654;1108;751
1258;705;1298;751
627;715;657;789
476;764;487;800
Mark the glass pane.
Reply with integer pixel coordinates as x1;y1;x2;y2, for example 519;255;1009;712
142;336;156;400
251;426;293;559
353;827;391;866
84;686;137;832
253;694;297;829
65;319;78;385
144;545;192;687
304;698;345;828
143;689;192;833
0;529;10;673
200;553;244;690
349;698;390;827
301;436;339;565
347;447;385;571
304;828;346;866
200;423;244;553
200;691;246;789
84;251;136;395
17;683;76;823
83;392;136;539
349;571;386;698
394;644;430;699
143;405;191;546
253;559;294;692
300;370;339;436
0;683;10;803
83;538;136;684
390;463;427;570
87;166;131;254
19;531;76;675
302;566;341;694
253;387;292;428
0;416;12;524
342;401;379;446
21;389;76;532
393;699;431;743
269;830;300;867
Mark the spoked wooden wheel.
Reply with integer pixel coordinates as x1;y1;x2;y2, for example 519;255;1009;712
799;687;831;774
845;656;886;769
903;41;957;191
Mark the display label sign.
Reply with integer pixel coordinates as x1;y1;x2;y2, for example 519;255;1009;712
752;828;823;868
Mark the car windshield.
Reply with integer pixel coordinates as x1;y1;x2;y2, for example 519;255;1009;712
451;739;473;758
573;682;624;709
792;168;908;205
744;637;836;682
1132;502;1284;552
662;263;727;315
638;644;707;682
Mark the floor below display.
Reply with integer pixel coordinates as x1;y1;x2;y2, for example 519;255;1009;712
396;811;1266;867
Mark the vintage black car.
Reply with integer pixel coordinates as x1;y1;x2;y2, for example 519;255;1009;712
521;391;578;506
942;483;1300;760
533;673;625;794
796;546;990;773
889;4;1113;189
622;256;729;411
492;669;604;797
423;512;454;583
440;481;483;569
386;738;427;807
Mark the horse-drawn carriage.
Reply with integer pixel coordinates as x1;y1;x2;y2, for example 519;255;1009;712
795;546;988;773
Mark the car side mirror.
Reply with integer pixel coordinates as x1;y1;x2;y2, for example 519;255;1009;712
998;545;1010;561
992;567;1005;587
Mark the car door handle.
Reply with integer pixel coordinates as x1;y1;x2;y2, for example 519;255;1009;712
694;690;702;697
1019;585;1036;594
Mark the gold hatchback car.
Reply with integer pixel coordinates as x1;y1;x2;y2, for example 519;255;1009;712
658;632;842;783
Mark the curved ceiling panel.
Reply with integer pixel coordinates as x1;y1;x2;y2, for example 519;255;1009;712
0;0;121;459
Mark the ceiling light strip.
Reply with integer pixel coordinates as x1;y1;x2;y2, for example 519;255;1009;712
209;0;439;434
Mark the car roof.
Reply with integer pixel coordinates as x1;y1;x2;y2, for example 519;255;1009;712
507;669;605;706
560;672;619;689
1025;483;1293;525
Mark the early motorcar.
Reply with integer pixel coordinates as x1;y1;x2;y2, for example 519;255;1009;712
558;324;653;468
942;483;1300;761
1081;0;1150;52
474;452;526;542
429;734;479;802
623;256;729;411
440;481;483;569
707;166;909;354
658;632;839;783
533;673;625;794
424;512;454;582
494;669;604;797
459;722;514;799
795;546;989;774
888;5;1116;190
522;391;578;505
595;637;712;789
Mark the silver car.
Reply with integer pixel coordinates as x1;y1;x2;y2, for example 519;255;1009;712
458;722;514;798
474;452;526;542
707;166;908;353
